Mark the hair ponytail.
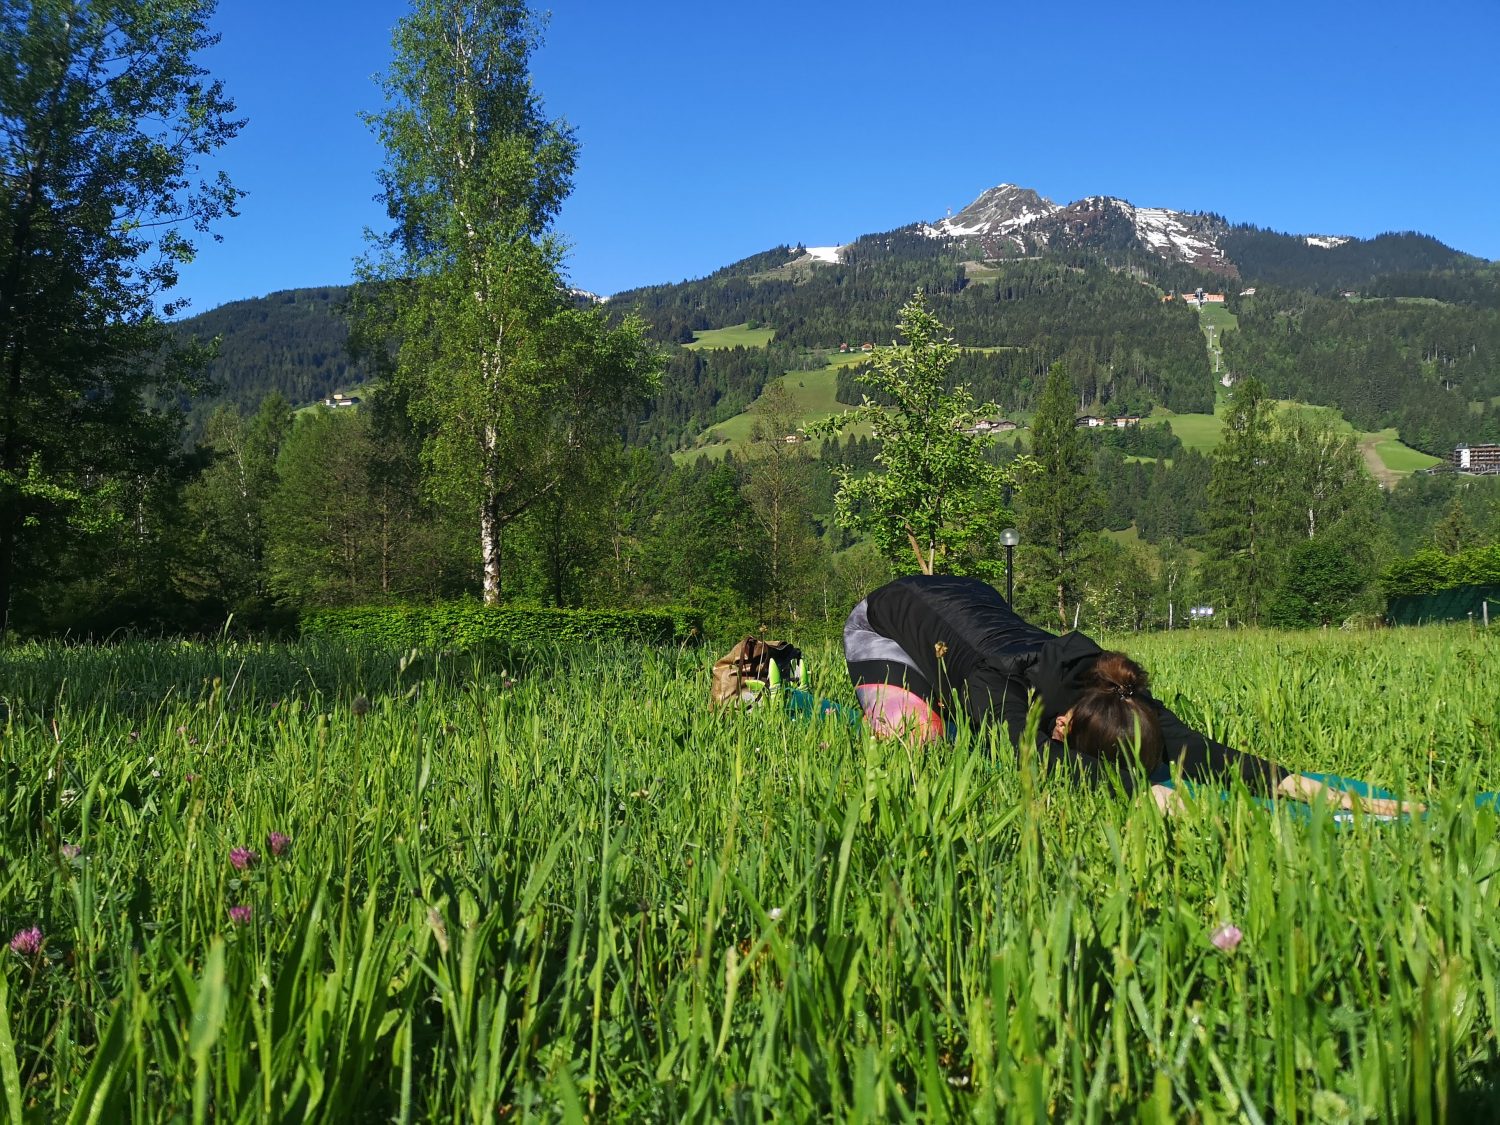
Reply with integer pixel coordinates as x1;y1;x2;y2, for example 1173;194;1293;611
1066;651;1164;769
1090;651;1149;700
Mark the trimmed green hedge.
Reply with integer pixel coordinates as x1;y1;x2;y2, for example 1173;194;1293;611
1379;544;1500;597
301;602;704;650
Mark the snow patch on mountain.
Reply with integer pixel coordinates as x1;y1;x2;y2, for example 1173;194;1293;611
1129;205;1224;267
920;186;1234;273
1305;235;1352;249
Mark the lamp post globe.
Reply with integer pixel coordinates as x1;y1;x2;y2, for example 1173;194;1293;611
999;528;1020;605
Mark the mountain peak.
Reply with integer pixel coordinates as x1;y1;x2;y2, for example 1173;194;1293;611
924;184;1060;238
922;185;1235;275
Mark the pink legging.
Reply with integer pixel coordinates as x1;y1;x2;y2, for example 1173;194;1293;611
854;683;947;742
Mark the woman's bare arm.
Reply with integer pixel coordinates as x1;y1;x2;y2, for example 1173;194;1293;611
1276;773;1424;817
1147;777;1422;818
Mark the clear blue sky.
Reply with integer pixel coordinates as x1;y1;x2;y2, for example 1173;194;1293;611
172;0;1500;315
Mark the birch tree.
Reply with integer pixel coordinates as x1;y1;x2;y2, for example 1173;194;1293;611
357;1;658;603
743;381;818;625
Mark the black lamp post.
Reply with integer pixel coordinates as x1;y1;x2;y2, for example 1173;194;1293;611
999;527;1020;605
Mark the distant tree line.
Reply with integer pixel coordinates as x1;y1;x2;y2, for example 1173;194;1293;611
15;362;1500;639
1219;228;1473;294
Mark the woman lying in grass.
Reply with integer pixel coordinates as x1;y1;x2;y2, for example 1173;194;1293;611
844;573;1418;817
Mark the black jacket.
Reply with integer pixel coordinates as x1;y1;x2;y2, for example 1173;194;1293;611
860;575;1284;795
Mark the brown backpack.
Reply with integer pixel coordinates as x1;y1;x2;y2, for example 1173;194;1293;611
710;637;804;707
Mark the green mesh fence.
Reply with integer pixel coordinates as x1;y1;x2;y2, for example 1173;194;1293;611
1386;585;1500;626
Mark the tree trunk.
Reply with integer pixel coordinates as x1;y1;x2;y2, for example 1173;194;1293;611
481;424;504;605
0;515;14;639
481;491;503;606
550;499;565;607
380;498;391;596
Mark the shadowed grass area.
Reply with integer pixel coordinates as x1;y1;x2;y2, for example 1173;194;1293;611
3;627;1500;1119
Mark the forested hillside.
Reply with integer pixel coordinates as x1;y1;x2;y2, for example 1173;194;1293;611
172;211;1497;463
1224;286;1500;453
138;183;1500;645
616;233;1219;446
171;286;366;437
1220;228;1474;292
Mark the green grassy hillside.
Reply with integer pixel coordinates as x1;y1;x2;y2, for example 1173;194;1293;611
674;351;875;463
677;324;1439;481
683;324;776;350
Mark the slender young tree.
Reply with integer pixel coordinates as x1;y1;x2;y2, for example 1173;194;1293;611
1432;494;1479;554
356;1;658;604
742;381;818;626
181;394;293;616
811;293;1028;574
1016;361;1102;627
1199;377;1280;625
0;0;241;631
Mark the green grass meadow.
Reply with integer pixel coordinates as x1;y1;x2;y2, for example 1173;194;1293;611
1372;433;1444;474
682;325;776;351
674;352;873;463
4;626;1500;1120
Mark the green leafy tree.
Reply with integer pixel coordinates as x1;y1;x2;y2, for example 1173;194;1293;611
356;0;659;605
742;382;819;626
265;410;381;606
641;459;767;629
1379;546;1458;597
180;394;293;617
1275;412;1381;544
1199;378;1281;625
508;453;615;608
810;294;1028;574
1269;412;1385;623
0;0;241;630
1432;494;1480;554
594;446;673;607
1078;537;1154;633
830;541;894;619
266;404;468;608
17;450;201;635
1154;535;1196;628
1015;362;1102;627
1267;537;1370;627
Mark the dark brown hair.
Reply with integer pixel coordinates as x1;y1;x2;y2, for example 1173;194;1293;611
1066;652;1164;770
